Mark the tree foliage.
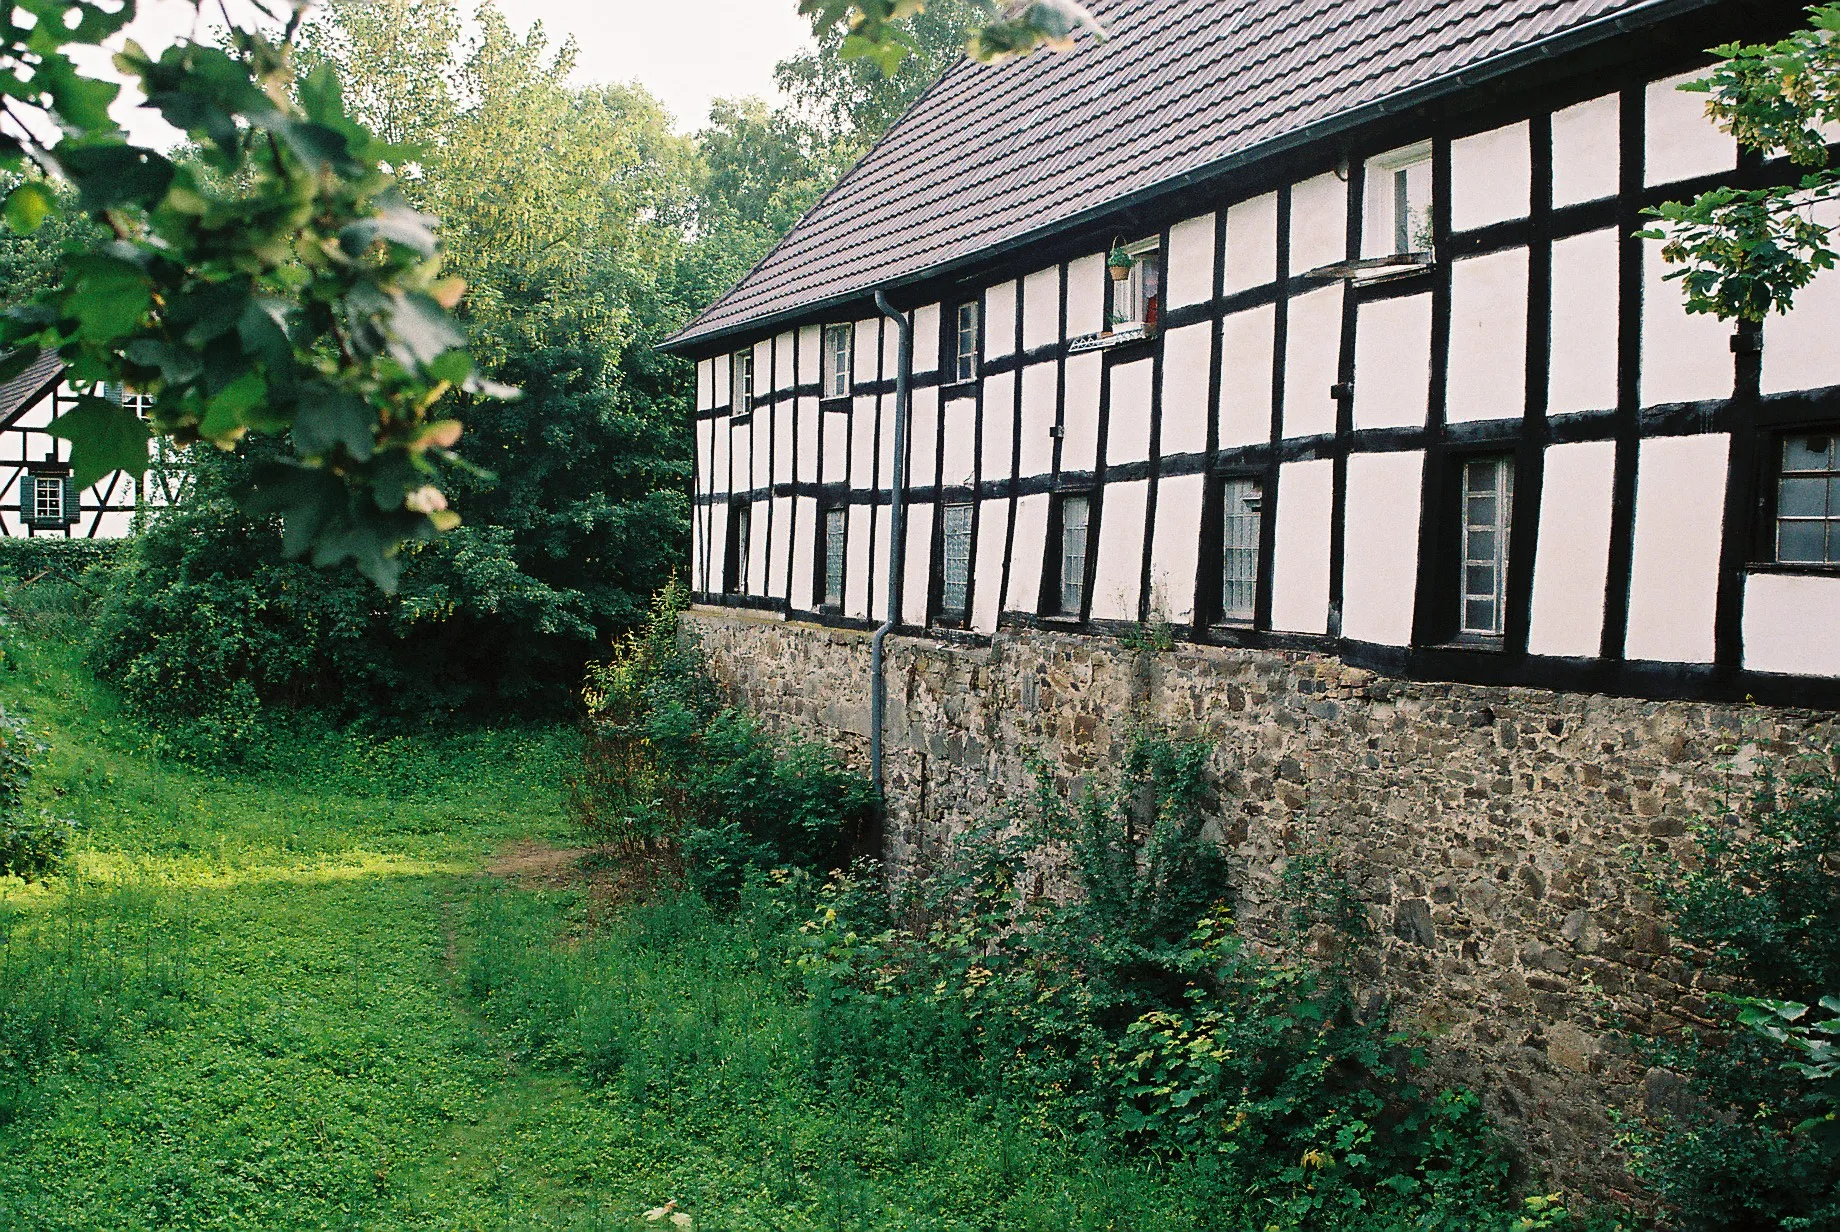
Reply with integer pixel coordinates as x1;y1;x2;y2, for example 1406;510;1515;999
1645;3;1840;322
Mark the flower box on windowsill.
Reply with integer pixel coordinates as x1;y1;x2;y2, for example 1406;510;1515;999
1068;324;1156;354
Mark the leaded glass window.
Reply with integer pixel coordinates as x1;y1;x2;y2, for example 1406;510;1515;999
1459;457;1513;636
954;302;978;383
941;503;973;614
823;508;846;606
822;324;852;398
1777;432;1840;565
1220;477;1262;622
1058;495;1089;616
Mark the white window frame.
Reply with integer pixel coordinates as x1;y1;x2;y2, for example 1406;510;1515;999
1368;142;1434;257
30;475;63;526
731;348;754;415
939;502;973;616
1219;476;1262;623
1775;430;1840;566
728;502;751;593
1459;456;1513;637
1110;238;1162;329
954;301;978;383
821;324;852;399
1056;494;1090;617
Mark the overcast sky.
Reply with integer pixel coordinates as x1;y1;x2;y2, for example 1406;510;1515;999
108;0;818;144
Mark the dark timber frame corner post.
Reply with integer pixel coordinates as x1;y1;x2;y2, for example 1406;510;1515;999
871;290;913;799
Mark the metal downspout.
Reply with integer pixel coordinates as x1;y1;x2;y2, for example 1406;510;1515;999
871;290;911;798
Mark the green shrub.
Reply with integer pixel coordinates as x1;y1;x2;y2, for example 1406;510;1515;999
573;582;876;892
0;705;68;882
1629;752;1840;1229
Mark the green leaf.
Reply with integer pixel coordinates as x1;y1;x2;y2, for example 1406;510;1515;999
47;396;151;488
65;254;153;341
293;383;375;461
199;370;267;441
57;143;176;211
3;181;55;235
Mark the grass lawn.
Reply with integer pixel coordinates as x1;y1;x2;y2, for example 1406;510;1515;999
0;624;1206;1231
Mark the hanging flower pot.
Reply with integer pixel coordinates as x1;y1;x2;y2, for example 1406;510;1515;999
1107;243;1134;282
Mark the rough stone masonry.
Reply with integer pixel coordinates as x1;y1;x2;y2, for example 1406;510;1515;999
683;606;1840;1197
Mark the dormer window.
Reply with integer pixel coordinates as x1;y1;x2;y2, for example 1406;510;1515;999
1108;238;1161;332
1367;142;1433;257
821;323;852;399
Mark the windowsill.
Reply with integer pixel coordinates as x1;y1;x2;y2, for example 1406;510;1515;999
1208;620;1257;634
941;380;978;399
1042;612;1082;624
1747;562;1840;578
818;396;851;413
728;411;753;426
1067;325;1156;354
1434;634;1506;653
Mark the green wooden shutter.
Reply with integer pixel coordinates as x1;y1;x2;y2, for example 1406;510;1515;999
63;475;79;527
17;475;32;525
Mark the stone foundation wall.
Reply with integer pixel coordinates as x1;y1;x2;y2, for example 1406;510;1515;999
682;606;1840;1197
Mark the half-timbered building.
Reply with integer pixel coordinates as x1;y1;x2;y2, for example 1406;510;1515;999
0;353;182;539
666;0;1840;708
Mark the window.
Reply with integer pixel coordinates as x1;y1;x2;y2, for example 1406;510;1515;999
821;323;852;399
31;475;63;526
1458;456;1513;636
954;301;979;383
1776;431;1840;564
1367;143;1433;256
731;348;754;414
1219;477;1262;622
940;502;973;615
821;507;847;607
1054;494;1091;616
1109;239;1162;331
725;501;751;593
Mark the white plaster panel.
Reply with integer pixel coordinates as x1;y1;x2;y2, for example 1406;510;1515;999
767;495;792;599
1763;201;1840;395
903;503;934;626
1528;440;1616;657
913;304;941;377
790;496;816;612
983;383;1014;485
1289;172;1348;276
753;340;771;395
907;388;940;489
942;397;978;487
870;506;893;622
711;414;731;494
748;498;771;596
691;506;706;591
695;421;713;495
877;399;898;484
1447;247;1529;423
849;398;876;488
1166;214;1216;309
820;410;848;483
1282;284;1343;439
1007;493;1049;613
985;280;1018;359
696;359;712;411
798;326;819;383
1645;71;1737;187
1023;266;1061;352
772;403;795;485
774;332;795;390
845;505;873;617
1744;573;1840;677
1452;121;1531;232
1018;365;1055;478
1549;229;1620;415
1148;472;1204;624
972;497;1009;634
1270;458;1334;634
795;397;819;479
1224;192;1279;294
1067;254;1104;338
882;318;899;378
1641;237;1733;406
1107;360;1153;466
853;319;879;386
1552;93;1620;207
1341;451;1423;646
1353;294;1431;430
1160;322;1211;457
731;419;753;491
1090;479;1148;622
706;504;727;592
714;353;731;409
1625;432;1729;663
1062;352;1102;473
1219;304;1275;447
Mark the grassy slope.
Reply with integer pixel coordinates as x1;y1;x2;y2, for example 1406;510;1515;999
0;630;1199;1232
